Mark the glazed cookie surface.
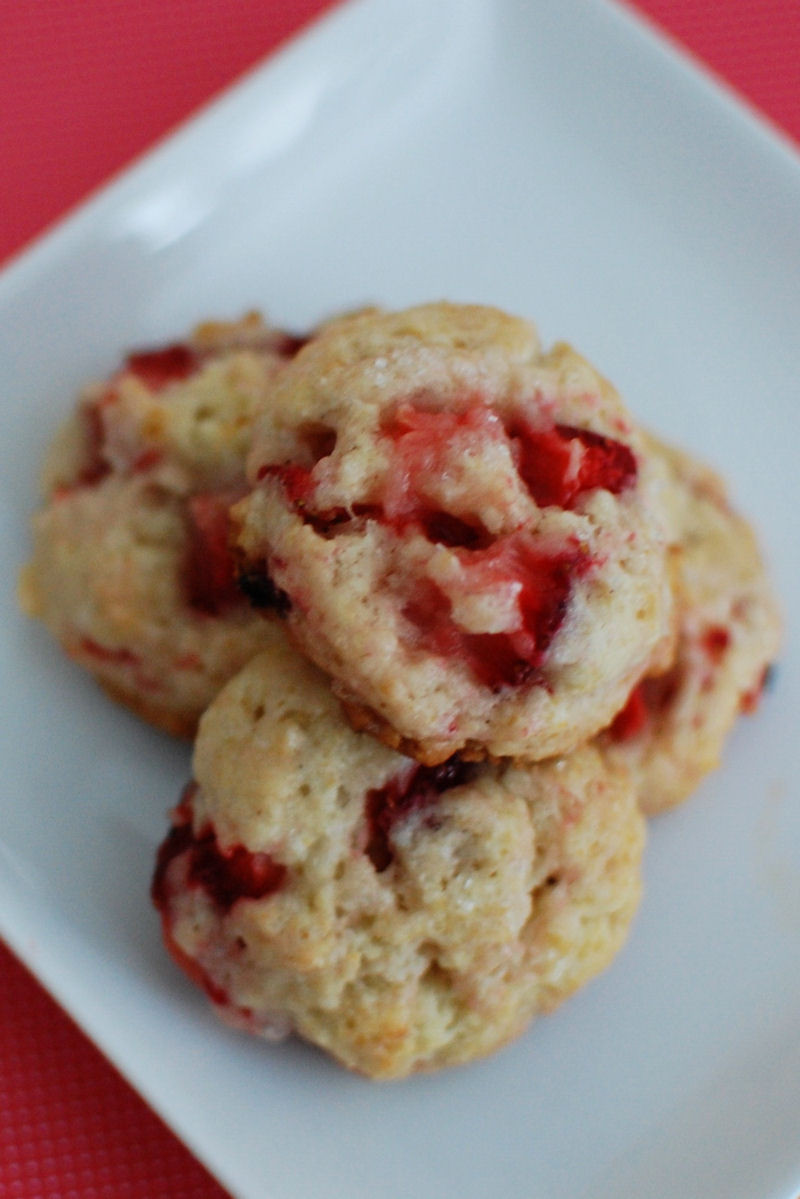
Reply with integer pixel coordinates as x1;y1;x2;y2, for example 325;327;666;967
21;314;301;736
602;438;781;814
234;303;674;763
152;642;645;1080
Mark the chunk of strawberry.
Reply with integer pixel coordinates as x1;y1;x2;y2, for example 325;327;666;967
125;343;200;391
511;421;637;509
365;758;478;872
607;683;649;742
151;789;287;915
184;491;244;615
404;534;587;690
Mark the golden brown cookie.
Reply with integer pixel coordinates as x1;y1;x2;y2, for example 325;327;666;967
234;302;674;764
152;642;645;1079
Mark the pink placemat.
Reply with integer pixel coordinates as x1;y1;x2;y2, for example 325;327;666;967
2;2;799;1196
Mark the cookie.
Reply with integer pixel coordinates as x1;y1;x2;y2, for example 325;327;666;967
152;642;645;1079
20;314;301;736
602;438;781;814
234;302;674;764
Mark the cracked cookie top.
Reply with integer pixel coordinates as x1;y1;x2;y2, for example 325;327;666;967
235;302;674;762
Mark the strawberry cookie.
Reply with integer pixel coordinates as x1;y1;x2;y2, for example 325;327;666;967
152;641;644;1079
602;438;781;814
21;314;302;736
234;303;674;763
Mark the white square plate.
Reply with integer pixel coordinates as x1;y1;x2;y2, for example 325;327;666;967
1;1;799;1196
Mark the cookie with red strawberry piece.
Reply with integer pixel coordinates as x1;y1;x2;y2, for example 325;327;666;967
152;641;644;1079
601;437;781;814
20;313;302;736
234;302;674;763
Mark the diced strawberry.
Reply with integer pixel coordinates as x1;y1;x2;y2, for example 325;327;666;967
76;404;111;486
403;534;587;690
259;463;373;536
257;463;314;505
125;343;200;391
184;491;244;615
511;421;637;509
272;331;309;358
151;789;287;916
188;840;287;912
365;758;478;872
702;624;731;661
608;683;649;742
130;447;163;473
380;402;506;523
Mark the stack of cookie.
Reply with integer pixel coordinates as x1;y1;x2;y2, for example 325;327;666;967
22;303;780;1079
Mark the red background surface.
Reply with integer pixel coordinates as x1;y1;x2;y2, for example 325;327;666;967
2;2;798;1195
